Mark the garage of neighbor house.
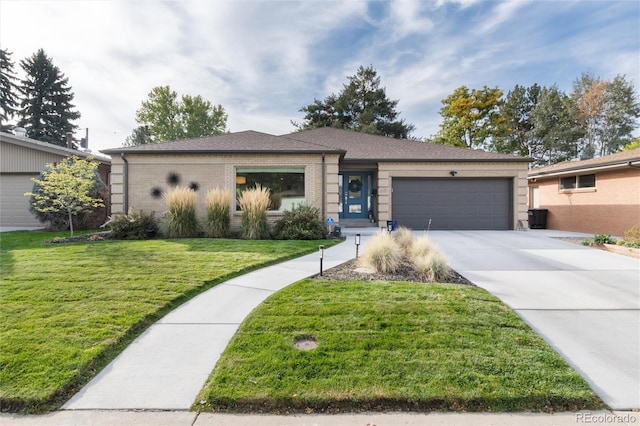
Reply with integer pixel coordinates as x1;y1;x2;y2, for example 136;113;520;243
102;127;531;231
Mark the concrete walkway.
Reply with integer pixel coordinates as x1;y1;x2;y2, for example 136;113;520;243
63;238;360;410
425;230;640;410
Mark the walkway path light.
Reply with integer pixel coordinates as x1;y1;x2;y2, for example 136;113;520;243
319;245;325;276
355;233;361;259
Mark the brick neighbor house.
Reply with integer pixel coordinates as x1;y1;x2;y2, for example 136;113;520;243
527;148;640;236
102;127;531;231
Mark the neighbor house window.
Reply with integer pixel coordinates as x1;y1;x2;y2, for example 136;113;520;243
236;167;305;211
559;174;596;190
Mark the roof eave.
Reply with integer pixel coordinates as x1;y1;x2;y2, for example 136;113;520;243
101;148;345;155
528;159;640;179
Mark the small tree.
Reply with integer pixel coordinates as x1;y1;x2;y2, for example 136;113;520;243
25;156;105;236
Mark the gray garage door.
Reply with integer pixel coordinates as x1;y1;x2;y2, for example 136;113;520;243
392;178;512;230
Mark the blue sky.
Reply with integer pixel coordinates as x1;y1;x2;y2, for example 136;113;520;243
1;0;638;153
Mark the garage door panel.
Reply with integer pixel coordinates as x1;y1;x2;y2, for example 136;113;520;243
392;178;511;230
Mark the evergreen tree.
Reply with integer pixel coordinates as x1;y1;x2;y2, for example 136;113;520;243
296;66;415;139
0;48;19;132
17;49;80;146
493;84;541;157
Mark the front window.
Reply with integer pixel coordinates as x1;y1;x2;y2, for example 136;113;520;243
236;167;305;211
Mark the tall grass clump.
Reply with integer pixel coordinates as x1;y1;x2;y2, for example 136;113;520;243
414;249;450;281
205;187;232;238
238;185;271;240
163;186;199;238
410;235;432;259
393;226;414;255
361;231;402;273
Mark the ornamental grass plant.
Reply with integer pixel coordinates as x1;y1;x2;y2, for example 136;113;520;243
392;225;415;256
360;230;403;273
163;186;199;238
238;185;271;240
205;187;232;238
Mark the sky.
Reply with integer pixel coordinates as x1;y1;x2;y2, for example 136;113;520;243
1;0;639;155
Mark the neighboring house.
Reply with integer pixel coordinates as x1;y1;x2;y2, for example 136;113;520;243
528;148;640;236
0;132;111;228
102;127;530;231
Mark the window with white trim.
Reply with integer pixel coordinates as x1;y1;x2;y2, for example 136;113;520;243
236;167;305;211
559;173;596;190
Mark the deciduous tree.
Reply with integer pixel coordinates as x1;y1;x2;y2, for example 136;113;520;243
436;85;504;149
25;156;106;236
129;86;228;144
571;73;640;157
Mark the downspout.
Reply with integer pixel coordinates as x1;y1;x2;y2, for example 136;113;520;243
120;152;129;213
321;152;326;220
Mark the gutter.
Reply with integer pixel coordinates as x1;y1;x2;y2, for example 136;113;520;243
120;153;129;213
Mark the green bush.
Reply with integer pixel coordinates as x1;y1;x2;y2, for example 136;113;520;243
164;187;199;238
205;187;232;238
593;233;616;245
110;210;159;240
273;204;327;240
238;185;270;240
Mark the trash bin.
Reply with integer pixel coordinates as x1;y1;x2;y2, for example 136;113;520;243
386;220;398;232
528;209;548;229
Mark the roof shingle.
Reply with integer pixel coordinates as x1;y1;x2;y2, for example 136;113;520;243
528;148;640;177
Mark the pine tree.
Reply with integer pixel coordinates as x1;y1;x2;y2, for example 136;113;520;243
17;49;80;146
0;48;19;132
296;66;415;139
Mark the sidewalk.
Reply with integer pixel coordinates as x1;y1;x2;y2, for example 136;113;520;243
3;410;638;425
63;238;360;410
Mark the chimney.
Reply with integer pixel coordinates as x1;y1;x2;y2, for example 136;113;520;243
66;132;73;149
13;127;27;138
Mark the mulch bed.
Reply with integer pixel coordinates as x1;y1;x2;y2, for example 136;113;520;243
316;258;473;285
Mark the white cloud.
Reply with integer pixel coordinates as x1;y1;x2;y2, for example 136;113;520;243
1;0;637;149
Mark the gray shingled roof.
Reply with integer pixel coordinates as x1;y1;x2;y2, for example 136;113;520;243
285;127;530;162
101;127;530;163
1;132;111;163
528;148;640;177
101;130;344;155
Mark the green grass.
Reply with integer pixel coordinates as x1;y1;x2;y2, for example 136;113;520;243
0;230;335;413
196;280;605;413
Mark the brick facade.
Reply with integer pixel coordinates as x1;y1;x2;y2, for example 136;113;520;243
529;167;640;236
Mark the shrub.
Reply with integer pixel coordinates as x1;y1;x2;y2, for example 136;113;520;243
205;187;232;238
163;186;199;238
238;185;271;240
273;203;327;240
110;210;159;240
623;225;640;248
593;233;616;245
361;231;402;273
392;226;414;255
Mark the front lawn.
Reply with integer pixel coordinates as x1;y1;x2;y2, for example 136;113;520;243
0;231;334;413
197;279;604;413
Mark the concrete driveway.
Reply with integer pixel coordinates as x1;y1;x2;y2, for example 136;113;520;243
425;230;639;410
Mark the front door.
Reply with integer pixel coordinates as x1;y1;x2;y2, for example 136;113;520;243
341;173;369;219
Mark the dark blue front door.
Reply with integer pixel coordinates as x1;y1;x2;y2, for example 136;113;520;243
341;173;369;219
